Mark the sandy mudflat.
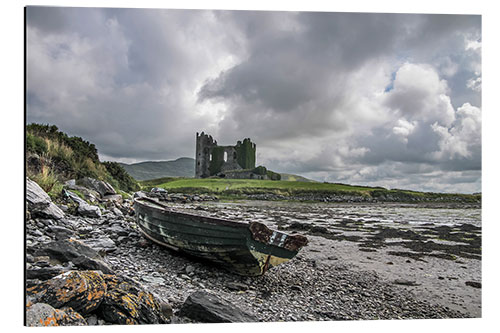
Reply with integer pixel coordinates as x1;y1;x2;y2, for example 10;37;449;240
110;200;481;321
302;234;481;316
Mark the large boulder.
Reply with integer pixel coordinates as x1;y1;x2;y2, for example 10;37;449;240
97;274;171;325
77;177;116;197
178;290;257;323
26;178;65;220
27;270;107;315
34;239;113;274
25;302;87;327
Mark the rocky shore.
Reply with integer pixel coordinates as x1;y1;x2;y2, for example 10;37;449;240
25;177;479;326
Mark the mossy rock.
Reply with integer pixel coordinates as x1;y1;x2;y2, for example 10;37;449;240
27;270;107;315
97;274;171;325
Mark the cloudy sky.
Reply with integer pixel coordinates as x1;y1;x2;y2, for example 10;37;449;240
26;6;482;193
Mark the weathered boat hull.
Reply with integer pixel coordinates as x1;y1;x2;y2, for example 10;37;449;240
134;198;307;276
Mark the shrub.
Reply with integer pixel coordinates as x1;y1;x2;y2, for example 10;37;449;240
252;166;267;175
26;133;48;155
103;161;140;192
30;165;61;194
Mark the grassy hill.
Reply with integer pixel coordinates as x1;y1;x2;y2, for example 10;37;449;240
26;123;139;197
139;177;481;203
280;173;317;182
119;158;195;180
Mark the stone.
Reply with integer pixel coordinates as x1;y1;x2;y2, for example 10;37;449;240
111;207;124;217
141;275;165;285
102;194;123;204
34;239;113;274
83;237;117;253
26;266;67;281
64;190;102;218
48;225;75;240
77;177;116;197
26;178;65;220
185;265;195;275
178;290;257;323
77;202;102;218
26;303;87;327
465;281;481;288
133;191;148;199
64;179;76;187
86;314;98;325
27;270;107;315
393;279;420;286
97;274;171;325
226;282;249;291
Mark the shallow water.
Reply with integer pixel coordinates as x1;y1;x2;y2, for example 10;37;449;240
201;201;481;229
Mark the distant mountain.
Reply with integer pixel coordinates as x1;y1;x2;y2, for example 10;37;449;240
280;173;317;182
119;157;195;180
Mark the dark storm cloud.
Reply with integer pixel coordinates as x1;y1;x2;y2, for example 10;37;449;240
26;7;481;192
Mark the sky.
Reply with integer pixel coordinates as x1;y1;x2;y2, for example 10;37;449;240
25;6;482;193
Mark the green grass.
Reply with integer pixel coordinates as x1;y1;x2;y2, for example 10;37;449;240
142;178;378;194
26;123;140;194
139;177;481;203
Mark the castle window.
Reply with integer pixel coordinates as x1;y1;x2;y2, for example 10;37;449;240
209;154;212;161
223;151;228;162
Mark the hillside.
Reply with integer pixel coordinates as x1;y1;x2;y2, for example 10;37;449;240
139;177;481;204
26;123;140;196
119;158;195;180
280;173;317;182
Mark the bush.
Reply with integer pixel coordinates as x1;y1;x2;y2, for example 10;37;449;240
26;133;48;155
266;169;281;181
29;166;61;195
252;166;267;175
103;161;140;192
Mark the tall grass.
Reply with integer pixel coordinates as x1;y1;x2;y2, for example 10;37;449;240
26;123;140;193
29;165;63;198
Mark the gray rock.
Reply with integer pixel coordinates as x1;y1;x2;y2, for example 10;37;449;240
26;302;87;326
77;177;116;197
103;194;123;204
34;239;113;274
142;275;165;285
77;202;102;218
26;303;58;327
178;290;257;323
226;282;249;291
83;237;117;253
86;314;98;325
393;279;420;286
465;281;481;288
64;179;76;187
133;191;148;199
26;266;67;280
48;225;74;240
64;190;102;218
26;178;65;220
185;265;196;275
111;207;124;217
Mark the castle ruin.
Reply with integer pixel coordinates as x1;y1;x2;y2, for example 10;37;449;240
195;132;257;178
195;132;281;180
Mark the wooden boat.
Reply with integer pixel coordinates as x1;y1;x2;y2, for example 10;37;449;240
133;197;308;276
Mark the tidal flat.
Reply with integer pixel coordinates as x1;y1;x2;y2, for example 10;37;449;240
124;200;481;320
27;198;481;324
200;201;482;316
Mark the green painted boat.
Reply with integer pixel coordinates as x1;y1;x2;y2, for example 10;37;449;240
133;197;308;276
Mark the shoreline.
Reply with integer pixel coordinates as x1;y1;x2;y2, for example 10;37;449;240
26;197;481;324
